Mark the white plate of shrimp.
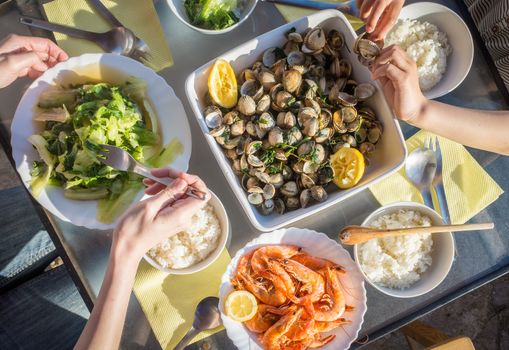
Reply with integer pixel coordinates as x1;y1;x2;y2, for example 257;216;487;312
219;228;367;350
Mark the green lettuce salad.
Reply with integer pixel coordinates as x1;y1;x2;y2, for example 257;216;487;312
29;79;183;224
184;0;239;30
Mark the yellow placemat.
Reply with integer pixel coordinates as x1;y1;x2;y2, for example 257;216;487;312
133;249;231;350
275;1;364;30
43;0;172;71
369;130;504;224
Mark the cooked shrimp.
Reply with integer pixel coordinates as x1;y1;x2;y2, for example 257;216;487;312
308;334;335;348
313;267;346;322
285;310;316;342
233;250;288;306
244;304;282;333
314;318;351;332
262;306;304;350
292;254;345;273
278;258;325;303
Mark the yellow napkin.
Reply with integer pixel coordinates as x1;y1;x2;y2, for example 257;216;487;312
275;1;364;30
369;130;504;224
42;0;173;71
132;250;230;350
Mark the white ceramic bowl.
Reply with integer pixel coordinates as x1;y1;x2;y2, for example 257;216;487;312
166;0;258;35
354;201;455;298
186;10;407;232
144;190;230;275
11;54;192;230
219;227;367;350
395;2;474;99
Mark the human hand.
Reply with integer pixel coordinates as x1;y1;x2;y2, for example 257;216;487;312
370;45;426;123
0;34;68;88
356;0;404;40
112;169;209;263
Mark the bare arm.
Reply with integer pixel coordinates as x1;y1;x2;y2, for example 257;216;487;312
75;170;209;350
414;100;509;155
371;45;509;155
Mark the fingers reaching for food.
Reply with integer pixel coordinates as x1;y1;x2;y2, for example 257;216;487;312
0;34;68;88
357;0;404;40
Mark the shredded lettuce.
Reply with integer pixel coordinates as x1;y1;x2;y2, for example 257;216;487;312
29;81;165;223
184;0;239;30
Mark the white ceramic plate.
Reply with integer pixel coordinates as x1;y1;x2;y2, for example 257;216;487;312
143;190;230;274
186;10;407;232
11;54;192;230
219;228;367;350
354;202;455;298
396;2;474;99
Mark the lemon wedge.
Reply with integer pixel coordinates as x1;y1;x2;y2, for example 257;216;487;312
330;147;365;189
208;59;238;108
224;290;258;322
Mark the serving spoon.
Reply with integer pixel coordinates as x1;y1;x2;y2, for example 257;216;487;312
174;296;222;350
405;147;437;209
339;222;495;245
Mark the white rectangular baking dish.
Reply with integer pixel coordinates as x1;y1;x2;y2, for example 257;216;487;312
185;9;407;232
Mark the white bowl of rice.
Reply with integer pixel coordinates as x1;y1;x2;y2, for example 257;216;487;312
353;202;455;298
387;2;473;99
144;190;230;274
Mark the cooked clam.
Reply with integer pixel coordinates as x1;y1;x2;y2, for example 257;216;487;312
240;79;264;102
283;69;302;93
237;95;256;116
355;82;376;101
204;106;222;129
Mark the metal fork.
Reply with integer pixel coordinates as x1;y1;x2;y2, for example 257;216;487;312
98;144;207;200
87;0;152;62
425;137;451;224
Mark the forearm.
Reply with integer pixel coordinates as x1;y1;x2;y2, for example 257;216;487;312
410;100;509;155
74;243;139;350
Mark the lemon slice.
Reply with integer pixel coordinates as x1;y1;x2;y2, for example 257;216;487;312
330;147;365;189
224;290;258;322
208;59;238;108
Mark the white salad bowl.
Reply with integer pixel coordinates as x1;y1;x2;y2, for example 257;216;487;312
354;201;455;298
167;0;258;35
143;190;230;275
11;53;192;230
219;227;367;350
186;10;407;232
397;2;474;99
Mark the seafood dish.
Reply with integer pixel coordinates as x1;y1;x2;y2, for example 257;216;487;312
358;209;433;289
230;244;354;349
386;19;451;91
202;25;384;216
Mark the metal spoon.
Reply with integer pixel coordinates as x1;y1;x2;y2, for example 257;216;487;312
19;16;135;56
405;147;437;209
174;296;222;350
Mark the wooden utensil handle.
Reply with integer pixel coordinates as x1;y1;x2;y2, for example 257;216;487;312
376;223;495;238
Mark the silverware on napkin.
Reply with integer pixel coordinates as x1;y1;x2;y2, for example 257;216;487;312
98;144;208;201
405;146;437;209
425;136;451;224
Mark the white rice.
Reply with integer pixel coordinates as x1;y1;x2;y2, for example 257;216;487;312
386;19;452;91
358;209;433;289
147;203;221;269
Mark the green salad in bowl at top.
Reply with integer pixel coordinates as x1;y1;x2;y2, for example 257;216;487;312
184;0;240;30
29;79;182;224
